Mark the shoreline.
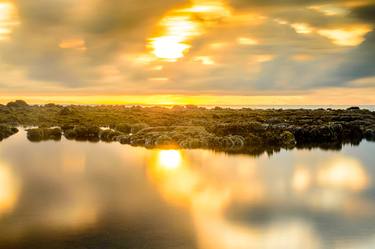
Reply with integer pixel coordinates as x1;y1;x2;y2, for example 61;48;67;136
1;101;375;156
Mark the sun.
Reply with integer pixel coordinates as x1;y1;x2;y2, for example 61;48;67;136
148;0;230;61
149;15;200;61
149;36;190;61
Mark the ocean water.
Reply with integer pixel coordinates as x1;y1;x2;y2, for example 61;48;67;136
0;130;374;249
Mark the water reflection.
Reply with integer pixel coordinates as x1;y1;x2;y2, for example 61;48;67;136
158;150;182;170
317;156;369;192
0;132;375;248
0;161;19;217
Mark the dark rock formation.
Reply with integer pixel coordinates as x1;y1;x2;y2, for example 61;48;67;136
100;129;122;142
6;100;29;108
64;126;101;141
27;128;62;142
0;125;18;141
0;103;374;156
365;129;375;141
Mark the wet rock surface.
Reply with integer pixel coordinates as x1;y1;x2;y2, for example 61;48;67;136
1;101;375;155
0;125;19;141
27;128;62;142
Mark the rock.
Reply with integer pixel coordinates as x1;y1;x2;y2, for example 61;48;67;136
347;106;360;111
64;125;100;141
293;123;343;143
364;129;375;141
114;123;132;134
244;133;263;146
59;107;74;115
280;131;296;148
180;138;203;148
115;135;131;144
211;122;266;136
27;128;62;142
208;135;245;148
100;129;122;142
0;125;19;141
6;100;29;108
154;135;175;147
131;123;149;134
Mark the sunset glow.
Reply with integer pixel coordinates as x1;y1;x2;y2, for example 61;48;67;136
0;0;374;105
148;0;230;61
0;1;18;40
158;150;182;170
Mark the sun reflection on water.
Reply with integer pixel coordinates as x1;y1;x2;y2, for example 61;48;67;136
0;161;19;217
158;150;182;170
145;149;374;249
317;155;369;191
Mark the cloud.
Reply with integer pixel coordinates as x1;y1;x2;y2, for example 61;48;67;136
352;4;375;23
0;0;373;98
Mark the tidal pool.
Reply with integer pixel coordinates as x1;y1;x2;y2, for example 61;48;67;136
0;129;374;249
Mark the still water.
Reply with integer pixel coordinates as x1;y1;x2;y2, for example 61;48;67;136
0;130;374;249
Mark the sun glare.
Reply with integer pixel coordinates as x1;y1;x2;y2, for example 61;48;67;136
148;0;230;61
149;15;201;61
158;150;182;170
149;36;191;61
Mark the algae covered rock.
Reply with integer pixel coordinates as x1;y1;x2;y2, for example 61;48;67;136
27;128;62;142
115;135;131;144
131;123;149;134
59;107;74;115
6;100;29;108
114;123;132;134
364;129;375;141
0;125;19;141
64;125;101;141
211;122;266;136
280;131;296;148
100;129;122;142
154;135;175;147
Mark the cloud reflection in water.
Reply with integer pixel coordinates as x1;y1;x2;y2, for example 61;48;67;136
0;133;374;248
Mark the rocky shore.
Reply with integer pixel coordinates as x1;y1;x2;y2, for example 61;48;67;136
0;125;18;141
1;101;374;155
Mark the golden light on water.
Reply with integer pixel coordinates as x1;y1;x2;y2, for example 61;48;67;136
317;156;369;191
146;149;331;249
158;150;182;170
0;162;19;216
148;0;231;61
147;150;200;206
0;1;19;41
292;166;312;193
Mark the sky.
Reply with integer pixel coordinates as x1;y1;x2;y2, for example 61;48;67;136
0;0;374;105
